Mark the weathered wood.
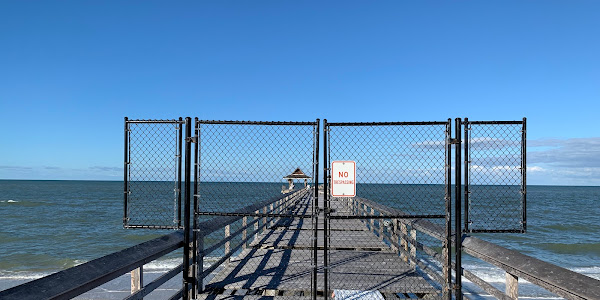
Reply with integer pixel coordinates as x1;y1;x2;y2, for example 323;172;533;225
0;231;184;300
242;216;248;250
506;272;518;299
197;189;308;236
460;266;512;300
410;227;417;268
225;224;231;264
400;222;408;262
130;266;143;295
124;263;183;300
463;236;600;300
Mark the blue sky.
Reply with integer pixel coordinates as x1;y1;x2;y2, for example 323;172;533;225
1;1;599;185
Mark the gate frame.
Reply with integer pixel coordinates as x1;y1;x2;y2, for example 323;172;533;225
462;118;527;234
191;118;321;300
323;119;453;299
123;117;184;230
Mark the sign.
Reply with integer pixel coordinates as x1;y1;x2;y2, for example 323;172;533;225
331;161;356;197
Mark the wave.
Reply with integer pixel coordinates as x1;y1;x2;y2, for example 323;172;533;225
0;200;19;203
570;266;600;280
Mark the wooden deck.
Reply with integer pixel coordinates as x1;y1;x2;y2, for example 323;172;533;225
201;191;439;299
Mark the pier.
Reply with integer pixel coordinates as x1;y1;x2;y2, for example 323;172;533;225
2;117;600;300
200;188;437;298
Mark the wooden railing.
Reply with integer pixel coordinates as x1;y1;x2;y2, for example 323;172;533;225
194;188;310;292
348;197;449;295
0;188;309;300
0;231;185;300
349;197;600;300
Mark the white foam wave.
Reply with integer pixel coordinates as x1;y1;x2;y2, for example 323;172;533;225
0;200;19;203
143;258;182;272
0;271;50;280
142;256;222;273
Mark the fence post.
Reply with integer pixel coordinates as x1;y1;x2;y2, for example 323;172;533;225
242;216;247;250
225;224;231;264
370;207;375;231
410;227;417;268
131;267;143;296
392;219;399;253
506;272;519;299
263;207;267;233
270;203;274;227
400;222;408;262
182;117;193;300
254;210;259;243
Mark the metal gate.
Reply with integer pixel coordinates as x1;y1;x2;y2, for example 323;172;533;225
323;120;452;299
192;119;320;298
123;117;526;300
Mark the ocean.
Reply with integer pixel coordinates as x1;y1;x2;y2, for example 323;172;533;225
0;180;598;299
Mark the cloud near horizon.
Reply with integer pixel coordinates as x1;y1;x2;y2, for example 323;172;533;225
528;137;600;185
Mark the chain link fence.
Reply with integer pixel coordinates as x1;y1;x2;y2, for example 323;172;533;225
195;120;318;216
194;120;320;298
324;121;451;299
464;119;526;233
124;119;183;229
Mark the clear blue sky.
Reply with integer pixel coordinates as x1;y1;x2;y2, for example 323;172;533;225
1;1;599;185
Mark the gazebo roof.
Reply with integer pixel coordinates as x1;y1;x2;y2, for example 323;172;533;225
283;168;310;179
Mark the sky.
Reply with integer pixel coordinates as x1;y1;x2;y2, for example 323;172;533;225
1;1;599;185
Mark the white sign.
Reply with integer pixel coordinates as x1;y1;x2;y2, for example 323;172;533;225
331;161;356;197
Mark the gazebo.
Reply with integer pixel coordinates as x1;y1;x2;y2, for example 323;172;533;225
282;168;311;193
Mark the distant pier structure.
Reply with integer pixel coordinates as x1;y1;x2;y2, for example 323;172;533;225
282;167;311;193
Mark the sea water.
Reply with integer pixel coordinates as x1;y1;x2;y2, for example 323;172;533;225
0;181;598;299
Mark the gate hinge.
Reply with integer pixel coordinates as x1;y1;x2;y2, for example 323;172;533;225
448;138;461;145
186;137;198;143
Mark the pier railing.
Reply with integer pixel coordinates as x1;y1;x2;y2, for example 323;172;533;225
194;188;310;294
0;231;185;300
348;197;600;300
0;188;309;300
348;197;450;297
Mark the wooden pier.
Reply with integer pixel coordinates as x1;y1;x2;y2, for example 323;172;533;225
199;189;440;299
3;187;600;300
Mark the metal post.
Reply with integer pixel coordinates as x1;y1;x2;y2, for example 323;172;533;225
463;118;469;233
454;118;463;300
177;117;183;228
312;119;320;300
445;118;452;299
193;118;200;296
323;119;330;299
522;117;527;232
183;117;192;300
123;117;129;227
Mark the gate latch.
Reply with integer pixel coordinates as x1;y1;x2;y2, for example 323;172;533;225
449;138;461;145
186;137;198;143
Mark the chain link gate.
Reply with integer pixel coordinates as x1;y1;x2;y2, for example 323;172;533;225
123;117;526;300
192;119;320;298
323;120;453;300
123;118;184;229
463;118;527;233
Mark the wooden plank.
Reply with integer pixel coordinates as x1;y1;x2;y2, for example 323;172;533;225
463;236;600;300
505;272;518;299
207;249;436;295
